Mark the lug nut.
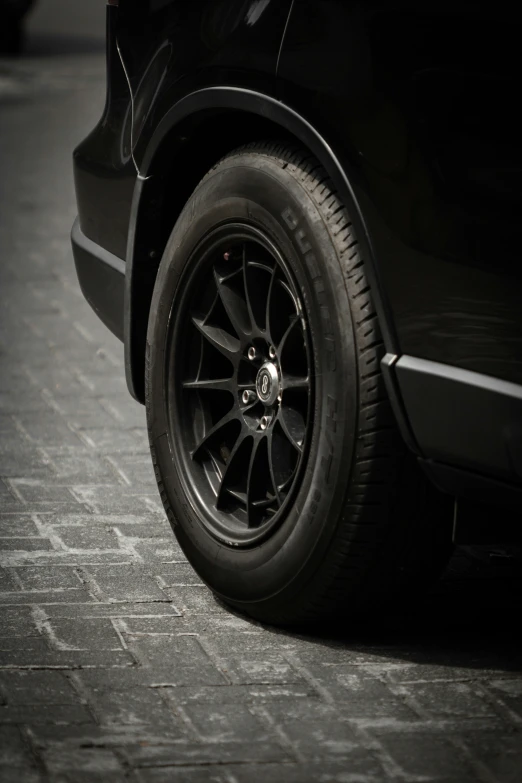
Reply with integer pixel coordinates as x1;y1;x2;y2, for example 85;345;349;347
269;345;276;359
247;346;256;361
242;390;256;404
260;415;272;431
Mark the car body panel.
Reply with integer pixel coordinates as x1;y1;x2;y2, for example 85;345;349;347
73;5;136;259
115;0;293;169
278;0;522;385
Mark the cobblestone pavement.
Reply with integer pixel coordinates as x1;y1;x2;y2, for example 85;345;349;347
1;46;522;783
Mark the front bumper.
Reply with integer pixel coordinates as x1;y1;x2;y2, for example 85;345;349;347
71;217;125;342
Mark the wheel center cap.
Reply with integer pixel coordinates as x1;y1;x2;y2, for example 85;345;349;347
256;362;280;406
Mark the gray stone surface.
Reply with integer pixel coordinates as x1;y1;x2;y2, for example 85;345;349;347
0;21;522;783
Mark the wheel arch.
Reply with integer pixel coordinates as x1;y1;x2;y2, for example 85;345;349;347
125;86;399;405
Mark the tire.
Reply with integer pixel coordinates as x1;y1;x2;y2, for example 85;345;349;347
146;141;453;626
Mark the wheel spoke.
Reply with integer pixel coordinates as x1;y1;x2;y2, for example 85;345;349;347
191;409;240;460
246;436;274;525
282;375;309;392
267;431;282;507
278;408;304;453
243;246;259;333
192;315;240;359
183;377;234;392
246;437;260;525
214;267;250;338
265;265;278;340
216;431;251;508
226;488;247;505
277;315;299;354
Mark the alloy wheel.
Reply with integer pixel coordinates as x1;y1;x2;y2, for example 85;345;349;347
168;226;314;546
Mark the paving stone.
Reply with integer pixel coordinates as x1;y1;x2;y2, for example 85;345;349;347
0;445;50;477
12;565;83;591
117;617;200;635
0;637;134;669
0;366;30;394
230;759;385;783
0;569;15;592
263;701;361;759
0;670;78;704
486;678;522;722
301;666;418;719
0;588;92;605
0;537;53;552
127;612;255;637
69;486;159;516
90;688;184;731
0;482;24;512
107;522;171;541
127;635;227;686
74;372;129;397
0;515;41;537
45;617;126;651
36;512;153;530
28;724;179;748
377;732;478;781
0;550;135;567
42;746;125;778
136;767;236;783
51;525;122;552
0;725;39;773
98;399;147;430
132;539;186;564
24;365;88;398
13;412;84;446
162;586;227;614
182;702;273;743
106;454;157;487
76;428;149;454
0;768;43;783
460;730;522;783
0;704;93;724
44;395;120;430
82;565;168;602
155;563;204;587
0;391;50;413
38;447;122;484
0;607;40;637
164;684;317;706
122;741;291;767
396;680;497;719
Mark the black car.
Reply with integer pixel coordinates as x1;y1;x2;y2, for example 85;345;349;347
72;0;522;625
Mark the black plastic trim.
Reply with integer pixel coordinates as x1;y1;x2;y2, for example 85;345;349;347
125;86;399;403
396;355;522;484
380;353;421;456
124;176;146;399
71;217;125;342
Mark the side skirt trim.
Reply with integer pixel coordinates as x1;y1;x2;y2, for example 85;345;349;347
71;217;125;342
396;355;522;484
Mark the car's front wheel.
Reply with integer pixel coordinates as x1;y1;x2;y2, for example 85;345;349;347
146;142;453;625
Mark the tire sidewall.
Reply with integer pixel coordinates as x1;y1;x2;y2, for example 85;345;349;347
147;154;358;608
